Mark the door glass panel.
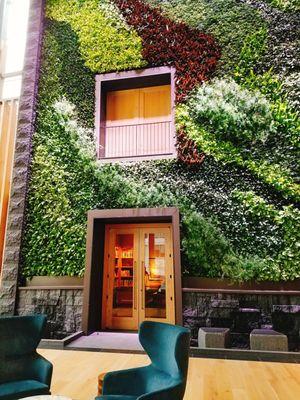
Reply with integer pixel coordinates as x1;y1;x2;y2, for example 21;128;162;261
143;233;166;318
113;233;134;317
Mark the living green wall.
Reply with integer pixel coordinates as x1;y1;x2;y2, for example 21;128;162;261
22;0;299;282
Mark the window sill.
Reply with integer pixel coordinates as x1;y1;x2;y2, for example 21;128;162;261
97;153;177;163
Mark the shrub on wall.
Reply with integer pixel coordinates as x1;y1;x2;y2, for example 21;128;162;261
181;211;238;278
23;102;99;277
38;20;95;128
264;0;300;11
46;0;145;73
246;0;300;108
189;78;275;145
113;0;221;102
176;104;300;202
145;0;266;74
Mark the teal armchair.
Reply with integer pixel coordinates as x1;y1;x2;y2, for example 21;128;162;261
97;321;190;400
0;315;53;400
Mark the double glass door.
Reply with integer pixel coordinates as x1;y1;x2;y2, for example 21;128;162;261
102;224;175;330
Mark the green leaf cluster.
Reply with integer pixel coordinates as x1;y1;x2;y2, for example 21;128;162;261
46;0;145;73
180;78;300;201
38;20;95;128
23;104;99;277
188;78;275;145
22;0;299;283
145;0;266;74
232;191;300;280
264;0;300;11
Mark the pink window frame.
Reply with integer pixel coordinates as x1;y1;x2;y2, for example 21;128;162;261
95;66;176;162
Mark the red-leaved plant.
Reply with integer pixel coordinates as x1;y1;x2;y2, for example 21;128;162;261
113;0;221;102
176;128;205;165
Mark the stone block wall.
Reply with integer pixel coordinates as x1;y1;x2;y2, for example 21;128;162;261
17;288;83;338
183;290;300;350
0;0;45;315
14;286;300;351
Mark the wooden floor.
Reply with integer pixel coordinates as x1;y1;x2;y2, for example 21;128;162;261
39;349;300;400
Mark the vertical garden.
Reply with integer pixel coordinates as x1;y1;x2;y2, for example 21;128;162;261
22;0;299;282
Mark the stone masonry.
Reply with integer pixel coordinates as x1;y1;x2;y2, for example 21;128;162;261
183;291;300;350
0;0;45;314
17;288;83;337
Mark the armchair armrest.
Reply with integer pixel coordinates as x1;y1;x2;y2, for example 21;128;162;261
31;354;53;387
103;366;150;396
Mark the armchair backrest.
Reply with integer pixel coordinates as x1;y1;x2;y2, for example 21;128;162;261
139;321;190;381
0;315;47;384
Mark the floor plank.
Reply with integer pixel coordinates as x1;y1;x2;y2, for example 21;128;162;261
39;349;300;400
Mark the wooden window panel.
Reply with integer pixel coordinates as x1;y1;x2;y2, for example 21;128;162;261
96;66;176;161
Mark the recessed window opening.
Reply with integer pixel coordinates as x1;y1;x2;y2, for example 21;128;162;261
95;67;176;162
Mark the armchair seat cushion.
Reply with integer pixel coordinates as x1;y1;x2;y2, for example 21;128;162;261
0;379;50;400
97;322;190;400
96;396;137;400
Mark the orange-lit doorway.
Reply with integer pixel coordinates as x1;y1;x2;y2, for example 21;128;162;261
102;223;175;330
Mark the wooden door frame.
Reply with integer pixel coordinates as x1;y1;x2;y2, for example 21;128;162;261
82;207;182;334
102;224;175;330
102;226;139;330
138;226;175;325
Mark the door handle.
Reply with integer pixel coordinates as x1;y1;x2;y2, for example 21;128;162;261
141;261;145;310
133;261;137;310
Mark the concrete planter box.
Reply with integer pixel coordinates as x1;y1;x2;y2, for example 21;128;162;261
182;277;300;293
198;327;230;349
25;276;84;288
250;329;288;352
39;331;84;349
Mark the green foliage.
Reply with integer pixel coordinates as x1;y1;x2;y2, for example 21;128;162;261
145;0;206;28
264;0;300;11
122;158;285;259
235;28;268;79
38;20;95;128
188;78;275;145
232;191;300;281
233;30;300;180
232;190;278;220
46;0;145;73
177;106;299;201
181;190;299;281
23;102;99;277
235;29;299;135
235;69;300;159
282;72;300;111
181;79;300;201
174;205;298;282
145;0;266;74
181;211;236;277
22;0;299;283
